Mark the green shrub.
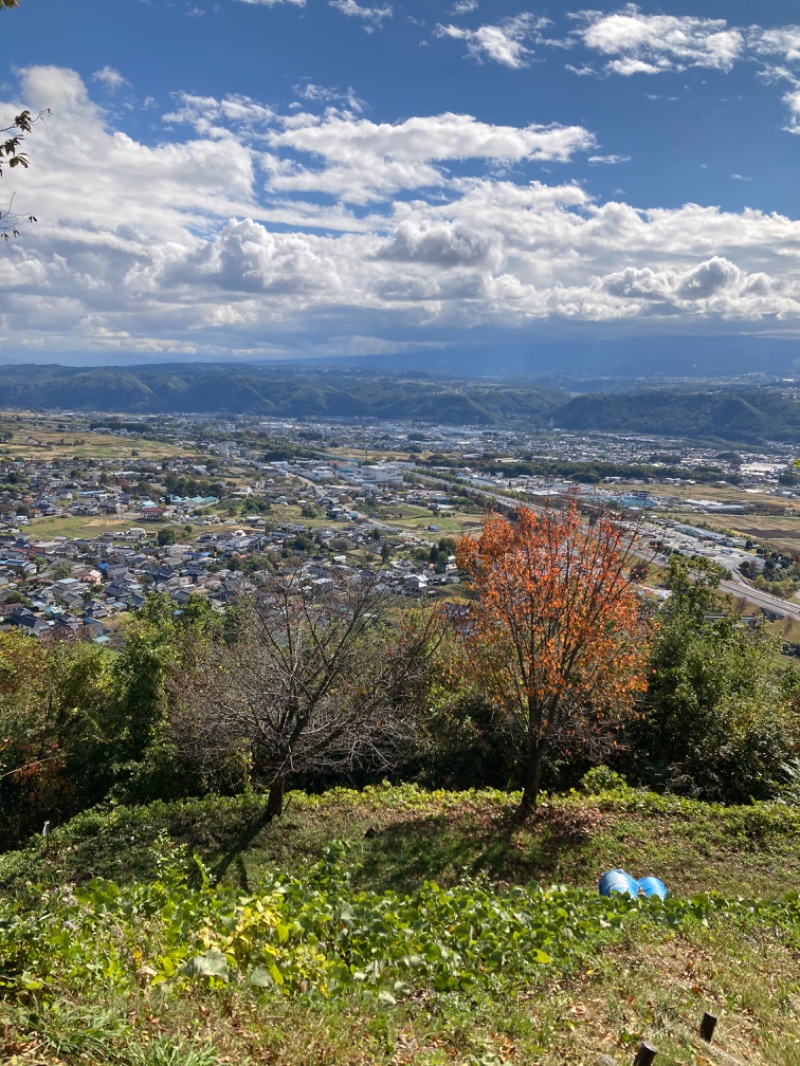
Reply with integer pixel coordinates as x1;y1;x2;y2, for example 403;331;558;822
629;557;800;803
4;834;800;1013
579;765;632;794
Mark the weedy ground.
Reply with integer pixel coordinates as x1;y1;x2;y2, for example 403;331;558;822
2;783;800;1066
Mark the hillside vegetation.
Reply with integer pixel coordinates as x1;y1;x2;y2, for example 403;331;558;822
0;365;562;426
3;365;800;441
554;386;800;443
2;784;800;1066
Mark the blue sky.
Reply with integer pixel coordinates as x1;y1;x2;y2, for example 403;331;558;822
1;0;799;365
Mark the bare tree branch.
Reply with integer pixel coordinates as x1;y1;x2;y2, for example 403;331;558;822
170;563;441;816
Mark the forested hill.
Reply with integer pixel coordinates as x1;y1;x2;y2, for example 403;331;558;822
0;364;562;426
3;364;800;441
554;388;800;444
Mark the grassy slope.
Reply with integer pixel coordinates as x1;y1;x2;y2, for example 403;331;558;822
4;784;798;899
2;784;800;1066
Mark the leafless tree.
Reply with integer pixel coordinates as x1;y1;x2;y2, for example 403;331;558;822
171;565;441;817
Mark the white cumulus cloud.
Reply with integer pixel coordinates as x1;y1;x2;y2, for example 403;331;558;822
92;66;130;92
565;9;800;133
572;5;745;74
748;26;800;64
435;14;550;69
329;0;391;30
266;111;595;201
3;66;800;360
599;256;788;318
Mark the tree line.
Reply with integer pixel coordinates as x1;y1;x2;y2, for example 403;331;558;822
474;457;738;486
2;503;799;850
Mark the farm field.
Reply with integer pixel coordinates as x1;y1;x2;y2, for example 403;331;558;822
695;513;800;554
0;414;196;462
623;478;797;512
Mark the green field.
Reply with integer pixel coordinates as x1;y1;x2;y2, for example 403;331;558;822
371;503;485;537
390;513;485;536
25;514;138;540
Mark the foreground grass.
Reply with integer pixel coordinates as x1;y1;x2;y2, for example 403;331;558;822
2;784;800;1064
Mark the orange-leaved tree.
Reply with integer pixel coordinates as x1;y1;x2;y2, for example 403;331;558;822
455;502;650;811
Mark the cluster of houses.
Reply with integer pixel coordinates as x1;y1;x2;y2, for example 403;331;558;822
0;512;459;646
0;430;463;645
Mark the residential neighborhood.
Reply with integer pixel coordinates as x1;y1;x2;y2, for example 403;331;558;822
2;409;800;646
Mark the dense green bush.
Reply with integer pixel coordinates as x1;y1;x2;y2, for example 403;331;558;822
410;686;521;792
625;557;800;803
0;596;223;850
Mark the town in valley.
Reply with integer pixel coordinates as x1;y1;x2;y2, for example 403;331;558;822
4;407;800;651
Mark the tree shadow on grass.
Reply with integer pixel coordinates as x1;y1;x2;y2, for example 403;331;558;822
356;807;590;893
209;800;275;887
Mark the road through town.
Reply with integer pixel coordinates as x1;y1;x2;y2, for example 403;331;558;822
412;472;800;623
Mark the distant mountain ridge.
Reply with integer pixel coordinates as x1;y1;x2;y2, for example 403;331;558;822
0;364;562;426
3;364;800;443
328;335;800;381
553;388;800;444
3;333;799;380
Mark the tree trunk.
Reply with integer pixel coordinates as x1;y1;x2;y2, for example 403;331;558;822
520;738;549;813
265;776;285;820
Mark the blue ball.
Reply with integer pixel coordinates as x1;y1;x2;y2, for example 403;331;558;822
598;869;638;898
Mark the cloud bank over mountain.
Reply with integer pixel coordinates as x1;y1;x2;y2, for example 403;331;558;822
2;2;800;364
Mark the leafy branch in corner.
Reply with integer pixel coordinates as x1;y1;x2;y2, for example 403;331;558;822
0;109;49;239
1;110;35;177
1;4;50;237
